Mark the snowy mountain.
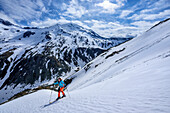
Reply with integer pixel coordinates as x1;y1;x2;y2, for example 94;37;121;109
69;18;170;90
0;18;132;104
0;18;169;113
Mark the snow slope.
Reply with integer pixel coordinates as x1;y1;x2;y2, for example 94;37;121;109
0;20;170;113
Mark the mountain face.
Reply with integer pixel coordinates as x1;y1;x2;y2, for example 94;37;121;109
0;18;132;103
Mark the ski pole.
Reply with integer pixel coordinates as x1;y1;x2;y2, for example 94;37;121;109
66;87;71;98
49;89;53;103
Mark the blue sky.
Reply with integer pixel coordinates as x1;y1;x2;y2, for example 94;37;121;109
0;0;169;37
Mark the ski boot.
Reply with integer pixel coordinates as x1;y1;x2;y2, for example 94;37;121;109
62;94;66;98
56;97;60;100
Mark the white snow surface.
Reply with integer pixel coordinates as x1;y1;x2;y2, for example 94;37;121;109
0;21;170;113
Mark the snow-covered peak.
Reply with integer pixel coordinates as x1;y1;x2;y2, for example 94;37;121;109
60;23;83;30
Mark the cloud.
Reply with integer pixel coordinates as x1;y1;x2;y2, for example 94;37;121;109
140;9;155;14
139;0;170;15
71;20;90;29
95;0;124;13
129;0;169;18
143;10;170;20
30;18;58;27
62;0;88;18
129;9;170;20
83;19;138;38
80;0;92;2
0;0;43;21
129;0;170;19
131;21;159;30
84;20;92;23
147;0;170;12
48;0;53;6
0;11;16;24
119;10;133;18
95;0;125;14
95;0;119;13
128;20;160;36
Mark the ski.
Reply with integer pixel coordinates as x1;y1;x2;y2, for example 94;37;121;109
42;99;58;108
49;99;58;104
42;97;66;108
49;96;65;104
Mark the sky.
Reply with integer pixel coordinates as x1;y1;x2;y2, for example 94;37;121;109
0;0;169;38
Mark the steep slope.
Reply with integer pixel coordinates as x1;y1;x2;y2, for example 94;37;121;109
0;19;169;113
69;18;170;91
0;18;131;103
